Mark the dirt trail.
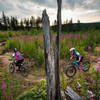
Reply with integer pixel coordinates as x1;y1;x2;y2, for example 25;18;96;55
0;52;45;84
0;44;100;83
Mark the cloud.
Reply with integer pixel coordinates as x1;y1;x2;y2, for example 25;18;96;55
0;0;14;12
0;0;100;24
20;0;57;8
62;0;100;10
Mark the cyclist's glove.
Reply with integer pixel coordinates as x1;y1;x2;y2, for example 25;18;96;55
76;61;80;65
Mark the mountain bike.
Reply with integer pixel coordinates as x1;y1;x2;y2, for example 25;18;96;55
66;57;90;77
9;59;29;77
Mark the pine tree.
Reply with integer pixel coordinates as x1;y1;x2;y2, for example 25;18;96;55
54;20;57;26
20;19;24;29
30;16;35;28
2;11;7;30
36;16;42;28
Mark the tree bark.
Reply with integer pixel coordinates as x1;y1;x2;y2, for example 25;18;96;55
42;0;62;99
55;0;62;100
42;10;56;100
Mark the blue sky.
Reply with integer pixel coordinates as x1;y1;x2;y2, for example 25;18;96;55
0;0;100;24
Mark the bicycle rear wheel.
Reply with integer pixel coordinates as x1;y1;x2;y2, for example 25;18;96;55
82;61;90;72
20;67;28;77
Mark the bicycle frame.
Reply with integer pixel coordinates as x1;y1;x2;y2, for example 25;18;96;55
72;61;79;66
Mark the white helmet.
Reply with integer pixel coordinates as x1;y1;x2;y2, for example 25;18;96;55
70;47;75;52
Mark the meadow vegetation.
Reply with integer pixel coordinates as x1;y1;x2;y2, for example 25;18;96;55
0;28;100;99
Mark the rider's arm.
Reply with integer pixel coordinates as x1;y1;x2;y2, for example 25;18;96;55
79;56;81;62
11;53;15;59
70;56;73;60
76;51;81;62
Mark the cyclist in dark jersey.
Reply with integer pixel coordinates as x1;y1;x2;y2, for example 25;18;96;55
70;48;83;66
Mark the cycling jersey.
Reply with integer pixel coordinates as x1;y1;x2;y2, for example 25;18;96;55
72;51;83;61
12;51;24;61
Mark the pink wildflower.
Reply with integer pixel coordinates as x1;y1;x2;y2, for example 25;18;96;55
89;78;95;83
98;61;100;64
2;84;7;89
60;65;63;70
4;60;7;64
89;97;95;100
94;64;100;71
97;58;100;61
88;46;92;50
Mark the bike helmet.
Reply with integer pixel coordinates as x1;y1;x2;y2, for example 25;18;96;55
70;47;75;52
14;48;17;52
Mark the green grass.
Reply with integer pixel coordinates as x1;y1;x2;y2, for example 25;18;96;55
6;38;44;67
5;30;100;65
17;80;47;100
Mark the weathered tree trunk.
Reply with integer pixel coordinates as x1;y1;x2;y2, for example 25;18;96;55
42;10;56;100
42;0;62;100
55;0;62;100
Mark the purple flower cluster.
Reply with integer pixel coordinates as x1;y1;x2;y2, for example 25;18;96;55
97;58;100;61
2;84;7;90
89;77;95;83
22;35;31;41
94;64;100;71
88;46;92;51
61;34;86;39
94;58;100;71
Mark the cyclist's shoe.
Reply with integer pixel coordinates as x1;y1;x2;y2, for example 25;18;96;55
16;66;20;72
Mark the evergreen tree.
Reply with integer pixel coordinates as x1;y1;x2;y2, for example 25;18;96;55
54;19;57;26
0;18;2;30
2;11;7;30
15;17;19;29
77;19;81;31
6;17;10;28
20;19;24;29
77;19;80;24
30;16;35;28
24;18;30;30
69;18;73;24
68;18;73;32
36;16;42;28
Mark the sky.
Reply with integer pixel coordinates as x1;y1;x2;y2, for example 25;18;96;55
0;0;100;25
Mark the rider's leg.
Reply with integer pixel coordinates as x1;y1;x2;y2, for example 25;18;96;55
18;59;24;70
79;56;84;70
15;60;19;71
16;60;21;71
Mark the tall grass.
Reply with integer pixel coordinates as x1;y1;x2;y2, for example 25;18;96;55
6;37;44;66
17;80;47;100
5;30;100;66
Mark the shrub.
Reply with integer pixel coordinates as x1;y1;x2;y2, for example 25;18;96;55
0;33;9;42
0;84;2;100
91;62;100;99
17;80;47;100
60;39;71;59
6;38;44;66
1;70;21;100
61;71;67;91
36;47;44;66
6;39;20;50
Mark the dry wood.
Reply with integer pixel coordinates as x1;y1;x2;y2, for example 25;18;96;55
54;0;62;100
42;9;56;100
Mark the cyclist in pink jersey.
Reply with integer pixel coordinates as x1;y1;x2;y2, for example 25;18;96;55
11;48;24;71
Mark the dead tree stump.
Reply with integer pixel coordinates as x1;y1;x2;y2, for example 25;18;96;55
42;10;56;100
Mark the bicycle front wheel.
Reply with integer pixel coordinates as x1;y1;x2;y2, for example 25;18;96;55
66;66;76;77
9;63;15;73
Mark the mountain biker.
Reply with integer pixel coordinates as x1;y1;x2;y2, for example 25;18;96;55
70;48;83;66
11;48;24;71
